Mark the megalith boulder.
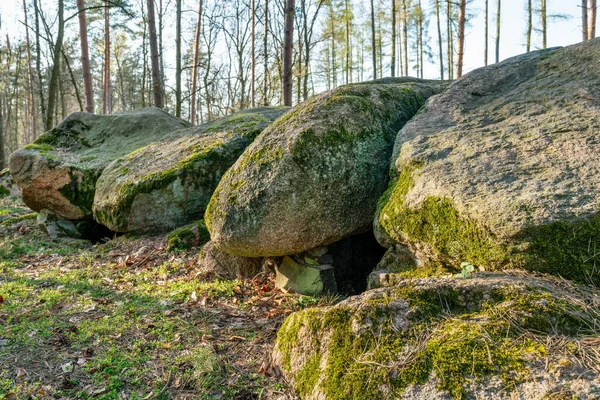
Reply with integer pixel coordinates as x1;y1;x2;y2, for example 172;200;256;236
376;40;600;285
93;107;289;232
206;78;446;257
9;108;190;220
273;272;600;399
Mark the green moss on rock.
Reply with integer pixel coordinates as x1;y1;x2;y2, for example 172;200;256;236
274;274;597;399
167;220;210;251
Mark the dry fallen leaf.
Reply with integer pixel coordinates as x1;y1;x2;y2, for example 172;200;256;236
15;368;27;379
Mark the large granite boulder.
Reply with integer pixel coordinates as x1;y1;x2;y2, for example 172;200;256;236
93;107;289;232
9;108;190;220
376;40;600;285
206;78;446;257
273;272;600;399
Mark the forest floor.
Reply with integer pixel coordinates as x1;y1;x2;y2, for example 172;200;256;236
0;195;332;399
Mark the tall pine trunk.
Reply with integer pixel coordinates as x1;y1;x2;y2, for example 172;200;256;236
23;0;37;139
283;0;295;106
263;0;269;106
495;0;501;63
403;0;408;76
456;0;465;78
103;2;112;114
147;0;163;108
527;0;532;51
370;0;377;79
191;0;203;123
391;0;396;77
589;0;597;39
484;0;488;65
541;0;547;48
175;0;182;117
251;0;256;108
33;0;46;129
77;0;94;114
45;0;64;131
435;0;444;79
446;0;453;79
583;0;589;40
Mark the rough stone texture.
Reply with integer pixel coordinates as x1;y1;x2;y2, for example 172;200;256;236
37;209;82;239
197;241;262;279
93;107;289;232
273;272;600;400
0;168;20;198
206;78;446;257
376;40;600;285
9;108;190;220
275;256;337;296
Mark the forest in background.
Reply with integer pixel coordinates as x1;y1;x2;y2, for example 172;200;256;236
0;0;597;169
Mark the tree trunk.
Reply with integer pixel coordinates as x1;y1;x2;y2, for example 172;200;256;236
175;0;182;117
418;1;423;78
541;0;547;48
446;0;453;78
391;0;396;77
589;0;597;39
527;0;532;51
484;0;488;65
23;0;37;140
0;98;4;169
147;0;163;108
456;0;465;78
403;0;408;76
495;0;500;63
33;0;47;129
45;0;64;131
583;0;589;40
103;2;112;114
370;0;377;79
263;0;269;106
251;0;256;107
283;0;295;106
345;0;351;83
435;0;444;79
191;0;203;123
62;51;83;112
77;0;94;114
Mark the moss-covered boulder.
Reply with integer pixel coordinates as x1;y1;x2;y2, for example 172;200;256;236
376;40;600;285
0;168;20;198
206;78;446;257
166;220;210;251
8;108;190;220
273;272;600;399
93;107;290;232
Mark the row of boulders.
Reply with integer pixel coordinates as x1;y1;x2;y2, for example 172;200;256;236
7;38;600;399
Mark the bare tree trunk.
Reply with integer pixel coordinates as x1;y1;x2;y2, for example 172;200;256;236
370;0;377;79
23;0;37;140
590;0;597;39
33;0;47;129
175;0;182;117
263;0;269;106
45;0;64;131
541;0;547;48
77;0;94;113
495;0;501;63
403;0;408;76
251;0;256;108
191;0;203;123
62;51;83;112
447;0;453;79
147;0;163;108
283;0;295;106
345;0;351;83
103;2;112;114
527;0;532;51
456;0;465;78
0;98;4;169
391;0;396;77
583;0;589;40
484;0;488;65
435;0;444;79
418;0;423;78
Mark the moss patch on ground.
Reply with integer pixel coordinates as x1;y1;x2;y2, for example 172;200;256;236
275;274;599;399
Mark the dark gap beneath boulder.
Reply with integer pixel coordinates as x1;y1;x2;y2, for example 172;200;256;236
75;220;117;244
329;230;387;295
